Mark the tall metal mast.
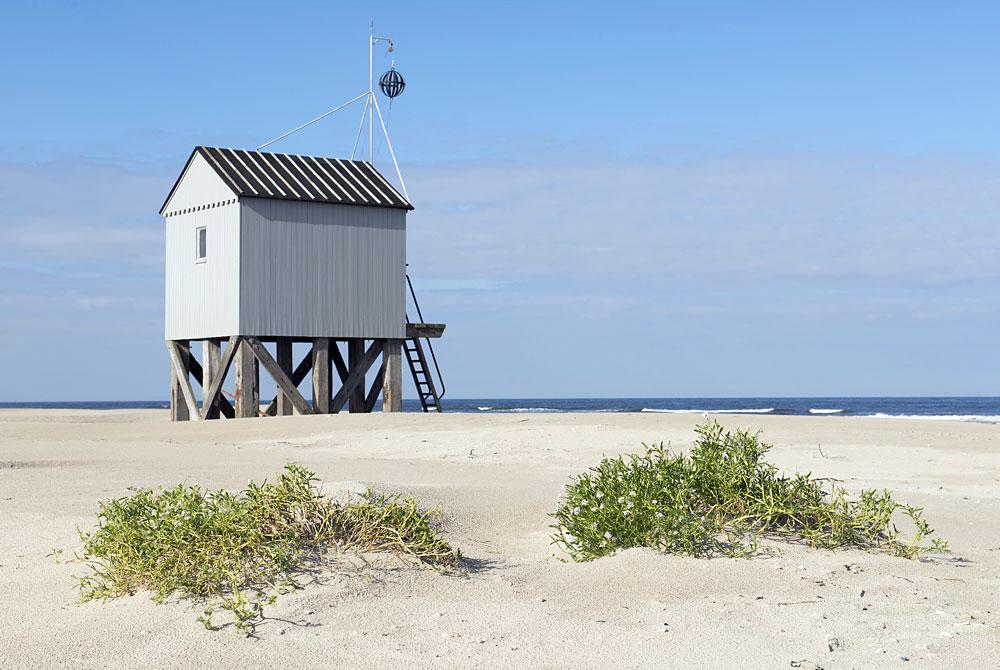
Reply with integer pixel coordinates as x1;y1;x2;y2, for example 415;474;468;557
369;22;374;162
256;23;407;200
369;22;394;163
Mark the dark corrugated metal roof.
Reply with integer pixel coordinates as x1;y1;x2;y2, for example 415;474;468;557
160;146;412;214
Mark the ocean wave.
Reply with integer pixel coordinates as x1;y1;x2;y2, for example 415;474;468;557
478;407;558;413
869;413;1000;424
809;408;844;414
640;408;775;414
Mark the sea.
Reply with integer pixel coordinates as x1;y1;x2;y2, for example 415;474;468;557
2;397;999;423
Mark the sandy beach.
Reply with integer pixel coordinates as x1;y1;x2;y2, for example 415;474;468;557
0;409;997;668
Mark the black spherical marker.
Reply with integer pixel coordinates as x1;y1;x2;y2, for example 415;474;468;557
379;69;406;98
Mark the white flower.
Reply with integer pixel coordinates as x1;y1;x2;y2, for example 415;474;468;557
626;502;634;509
581;499;589;505
652;499;659;505
572;507;581;515
655;512;664;519
623;510;630;516
617;496;625;504
595;491;604;499
604;531;612;540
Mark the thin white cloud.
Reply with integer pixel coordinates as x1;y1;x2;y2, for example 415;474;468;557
1;149;997;398
405;151;1000;287
0;159;164;267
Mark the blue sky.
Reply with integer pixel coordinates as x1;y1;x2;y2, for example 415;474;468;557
1;1;998;400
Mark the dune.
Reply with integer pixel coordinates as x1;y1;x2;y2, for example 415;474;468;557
0;409;997;668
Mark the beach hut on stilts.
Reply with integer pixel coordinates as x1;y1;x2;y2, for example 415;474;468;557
161;26;446;421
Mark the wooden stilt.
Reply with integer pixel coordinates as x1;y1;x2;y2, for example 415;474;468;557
169;339;191;422
312;338;331;414
202;339;222;419
348;338;365;413
382;338;403;413
276;339;294;416
235;339;259;418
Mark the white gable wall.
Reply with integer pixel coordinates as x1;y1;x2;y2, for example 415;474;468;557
161;152;236;215
163;152;241;340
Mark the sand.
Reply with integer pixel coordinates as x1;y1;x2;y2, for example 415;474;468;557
0;409;997;668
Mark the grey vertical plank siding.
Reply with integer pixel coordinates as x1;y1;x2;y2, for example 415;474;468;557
239;199;406;338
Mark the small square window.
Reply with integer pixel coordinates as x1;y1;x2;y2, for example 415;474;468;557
195;226;207;262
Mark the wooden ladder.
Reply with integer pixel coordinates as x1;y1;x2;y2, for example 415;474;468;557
404;336;442;412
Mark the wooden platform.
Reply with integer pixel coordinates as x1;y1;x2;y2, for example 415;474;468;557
406;322;446;339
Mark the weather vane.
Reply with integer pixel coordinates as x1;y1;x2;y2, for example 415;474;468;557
379;67;405;99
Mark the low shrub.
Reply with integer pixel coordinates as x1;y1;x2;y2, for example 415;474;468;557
551;421;947;561
76;464;458;634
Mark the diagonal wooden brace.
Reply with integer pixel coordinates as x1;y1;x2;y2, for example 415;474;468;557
330;339;383;413
244;337;313;415
199;335;242;420
331;341;349;382
262;347;314;416
365;363;386;412
167;340;200;421
187;351;235;418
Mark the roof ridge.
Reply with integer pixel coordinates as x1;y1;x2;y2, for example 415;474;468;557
205;145;372;164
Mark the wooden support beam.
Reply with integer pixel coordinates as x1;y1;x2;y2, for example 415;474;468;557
261;349;313;417
186;352;235;418
200;336;241;420
244;337;313;415
275;339;294;416
365;363;385;413
235;338;259;418
382;338;403;412
331;341;349;382
201;339;221;419
168;340;190;422
330;339;383;413
167;340;199;421
312;338;331;414
348;338;366;413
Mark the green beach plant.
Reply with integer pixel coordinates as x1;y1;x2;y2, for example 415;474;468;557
551;421;947;562
76;464;459;634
